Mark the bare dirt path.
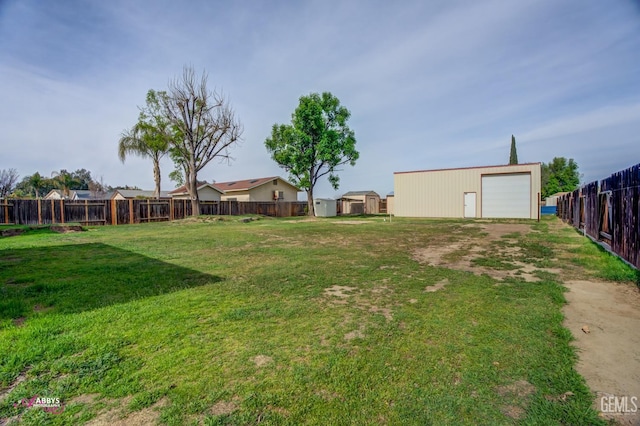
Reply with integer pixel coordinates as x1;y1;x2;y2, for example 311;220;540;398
563;280;640;425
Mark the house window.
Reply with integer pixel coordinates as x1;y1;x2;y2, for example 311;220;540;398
273;179;278;185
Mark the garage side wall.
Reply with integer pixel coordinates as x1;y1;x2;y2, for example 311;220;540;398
394;164;541;219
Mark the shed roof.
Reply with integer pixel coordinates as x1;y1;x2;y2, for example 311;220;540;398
394;162;541;175
342;190;380;197
113;189;171;199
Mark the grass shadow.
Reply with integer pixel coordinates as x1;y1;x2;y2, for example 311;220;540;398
0;243;220;322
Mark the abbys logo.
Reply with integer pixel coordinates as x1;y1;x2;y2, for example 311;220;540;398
14;395;64;414
600;395;638;415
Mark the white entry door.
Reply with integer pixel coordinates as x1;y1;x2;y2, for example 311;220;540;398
464;192;476;218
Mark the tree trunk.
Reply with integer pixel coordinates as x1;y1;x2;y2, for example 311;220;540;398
188;166;199;216
306;189;314;216
153;159;161;200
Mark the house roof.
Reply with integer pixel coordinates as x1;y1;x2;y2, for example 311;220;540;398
169;183;224;196
169;177;300;195
44;189;114;200
113;189;171;199
44;189;64;198
212;177;300;193
342;190;380;197
73;190;115;200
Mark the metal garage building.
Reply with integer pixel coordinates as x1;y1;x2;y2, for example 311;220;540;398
393;163;541;219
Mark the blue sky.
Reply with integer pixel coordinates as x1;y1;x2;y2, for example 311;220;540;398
1;0;639;198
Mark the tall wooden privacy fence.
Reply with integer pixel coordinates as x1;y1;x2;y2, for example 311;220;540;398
557;163;639;269
0;199;307;226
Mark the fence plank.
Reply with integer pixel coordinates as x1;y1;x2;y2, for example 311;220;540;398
558;163;639;269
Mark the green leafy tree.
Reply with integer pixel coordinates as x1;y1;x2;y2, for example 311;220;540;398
119;90;174;199
162;66;243;213
51;169;80;197
541;157;580;198
15;172;52;198
28;172;45;198
70;169;93;190
509;135;518;165
265;92;358;215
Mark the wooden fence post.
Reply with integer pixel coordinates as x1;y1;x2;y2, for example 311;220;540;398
84;200;89;224
51;199;55;224
129;199;134;224
170;198;174;221
111;199;117;225
3;202;8;224
60;200;65;224
37;199;42;225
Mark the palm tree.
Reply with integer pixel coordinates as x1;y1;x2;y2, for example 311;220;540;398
118;90;174;199
118;123;171;199
28;172;44;198
51;170;78;198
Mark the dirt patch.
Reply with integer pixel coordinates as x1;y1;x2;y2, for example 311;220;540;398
251;355;274;367
0;229;24;237
324;285;357;298
323;285;396;323
412;223;557;282
85;396;168;426
50;225;84;233
369;305;393;321
344;325;366;340
563;280;640;425
69;393;100;405
425;278;449;292
210;400;237;415
0;371;28;403
496;379;536;420
331;221;370;225
12;317;26;327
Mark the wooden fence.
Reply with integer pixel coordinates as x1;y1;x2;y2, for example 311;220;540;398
0;199;307;226
557;163;639;269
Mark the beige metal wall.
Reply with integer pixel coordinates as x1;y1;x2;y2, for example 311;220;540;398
394;163;541;219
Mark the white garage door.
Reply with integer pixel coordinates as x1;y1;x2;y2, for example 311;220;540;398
481;173;531;218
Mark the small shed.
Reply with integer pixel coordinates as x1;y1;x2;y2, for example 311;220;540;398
314;198;337;217
340;191;381;215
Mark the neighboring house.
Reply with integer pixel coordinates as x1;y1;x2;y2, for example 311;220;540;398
340;191;381;215
213;177;300;202
393;163;541;219
44;189;66;200
544;192;569;207
168;183;224;201
44;189;113;200
111;190;171;200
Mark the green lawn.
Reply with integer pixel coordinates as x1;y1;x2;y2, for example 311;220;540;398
0;216;636;425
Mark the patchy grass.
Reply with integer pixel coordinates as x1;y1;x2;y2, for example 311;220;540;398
0;215;633;424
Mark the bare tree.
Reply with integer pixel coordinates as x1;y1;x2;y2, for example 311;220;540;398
163;66;243;214
0;168;19;198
